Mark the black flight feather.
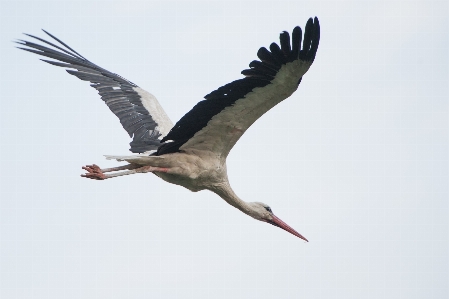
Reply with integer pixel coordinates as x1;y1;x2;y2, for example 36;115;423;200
269;42;288;65
158;19;320;155
17;30;163;153
291;26;302;59
279;31;291;56
300;18;314;60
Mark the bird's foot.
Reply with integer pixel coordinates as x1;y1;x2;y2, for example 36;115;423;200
81;164;107;180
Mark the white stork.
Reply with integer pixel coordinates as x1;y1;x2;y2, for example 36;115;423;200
17;17;320;242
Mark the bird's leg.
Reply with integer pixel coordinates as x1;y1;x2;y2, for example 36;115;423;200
82;164;138;174
81;163;138;180
81;163;169;180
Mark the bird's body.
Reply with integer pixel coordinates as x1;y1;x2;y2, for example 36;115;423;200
17;17;320;241
111;151;227;193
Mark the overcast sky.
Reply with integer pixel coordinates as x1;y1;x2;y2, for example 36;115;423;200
0;0;448;298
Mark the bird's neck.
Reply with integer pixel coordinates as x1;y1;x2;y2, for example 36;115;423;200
210;182;252;216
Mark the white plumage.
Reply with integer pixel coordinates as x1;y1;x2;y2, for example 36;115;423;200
133;87;173;139
17;17;320;241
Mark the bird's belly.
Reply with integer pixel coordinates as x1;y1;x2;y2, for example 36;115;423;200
155;172;205;192
154;154;227;192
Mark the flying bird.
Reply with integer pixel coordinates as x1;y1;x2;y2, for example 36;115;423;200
17;17;320;242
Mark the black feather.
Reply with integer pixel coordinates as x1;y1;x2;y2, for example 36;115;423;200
269;42;287;65
300;18;314;60
24;33;83;59
249;60;278;76
42;29;87;60
17;31;163;153
291;26;302;59
241;69;273;80
279;31;291;57
306;17;320;61
257;47;281;70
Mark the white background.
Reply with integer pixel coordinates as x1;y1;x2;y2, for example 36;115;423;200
0;0;448;298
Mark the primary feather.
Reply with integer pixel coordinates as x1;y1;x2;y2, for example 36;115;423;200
16;33;173;154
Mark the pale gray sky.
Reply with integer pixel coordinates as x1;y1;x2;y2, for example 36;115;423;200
0;0;448;298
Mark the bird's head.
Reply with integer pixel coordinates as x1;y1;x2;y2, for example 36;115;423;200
247;202;308;242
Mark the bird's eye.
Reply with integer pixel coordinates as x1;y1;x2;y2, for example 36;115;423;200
264;206;272;213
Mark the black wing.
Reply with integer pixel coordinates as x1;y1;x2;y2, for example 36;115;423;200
16;31;173;153
157;17;320;157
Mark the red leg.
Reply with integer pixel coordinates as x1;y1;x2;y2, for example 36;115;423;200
81;163;169;180
82;164;138;174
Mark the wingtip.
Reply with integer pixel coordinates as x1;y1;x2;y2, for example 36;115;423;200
41;29;56;40
41;29;54;39
292;26;302;34
313;16;320;29
306;17;314;28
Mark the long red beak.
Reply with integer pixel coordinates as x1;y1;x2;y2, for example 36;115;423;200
268;215;308;242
